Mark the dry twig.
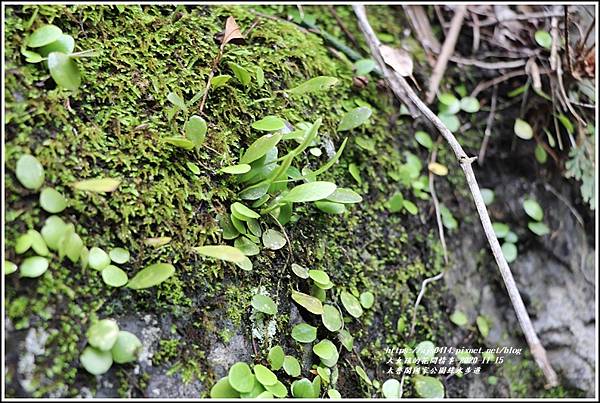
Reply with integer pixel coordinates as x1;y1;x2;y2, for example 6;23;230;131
354;5;559;388
478;84;498;165
426;5;467;103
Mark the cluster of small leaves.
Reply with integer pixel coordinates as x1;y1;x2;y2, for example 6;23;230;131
565;128;595;210
80;319;142;375
386;151;431;215
22;24;95;90
8;155;176;290
194;75;368;271
523;198;550;237
436;91;480;133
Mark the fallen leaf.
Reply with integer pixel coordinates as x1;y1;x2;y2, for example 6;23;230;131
379;45;413;77
220;16;245;47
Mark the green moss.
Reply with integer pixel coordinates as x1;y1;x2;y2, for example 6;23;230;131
5;4;451;398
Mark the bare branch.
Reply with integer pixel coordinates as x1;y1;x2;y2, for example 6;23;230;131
426;5;467;103
353;5;559;388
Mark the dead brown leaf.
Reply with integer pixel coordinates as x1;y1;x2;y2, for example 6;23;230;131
379;44;413;77
220;16;245;47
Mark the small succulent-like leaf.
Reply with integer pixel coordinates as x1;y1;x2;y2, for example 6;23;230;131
514;118;533;140
338;107;372;131
40;187;67;213
291;290;323;314
192;245;245;263
340;291;363;318
251;294;277;315
27;24;62;48
126;263;175;289
287;76;339;95
72;177;121;193
15;154;45;190
185;115;207;147
47;52;81;90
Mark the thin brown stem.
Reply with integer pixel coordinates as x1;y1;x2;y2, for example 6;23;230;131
354;5;559;388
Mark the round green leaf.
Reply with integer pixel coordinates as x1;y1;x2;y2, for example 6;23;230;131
340;291;363;318
234;236;260;256
228;362;255;393
460;97;480;113
240;133;283;164
19;256;49;278
101;265;128;287
254;364;278;386
480;188;495;205
192;245;245;263
382;378;401;399
262;229;286;250
291;290;323;314
321;304;343;332
413;375;445;398
291;323;317;343
15;155;45;190
210;377;240;398
235;256;253;271
80;346;113;375
450;310;468;327
492;222;510;238
27;229;48;256
251;294;277;315
523;198;544;221
41;216;67;250
308;270;330;285
252;116;286;131
324;188;363;204
232;202;260;220
264;380;287;398
528;221;550;236
27;24;62;48
313;339;337;360
283;181;337;203
415;131;433;149
360;291;375;309
38;33;75;56
283;355;301;377
476;316;490;338
338;107;372;131
268;346;285;370
534;30;552;49
126;263;175;289
438;93;460;112
415;341;436;362
40;187;67;213
109;247;130;264
111;331;142;364
535;144;548;164
501;242;518;263
47;52;81;90
88;247;111;271
514;118;533;140
354;58;376;75
505;231;519;243
185;115;207;147
438;113;460;132
87;319;119;351
328;389;342;399
291;263;309;279
5;260;18;275
291;378;314;398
